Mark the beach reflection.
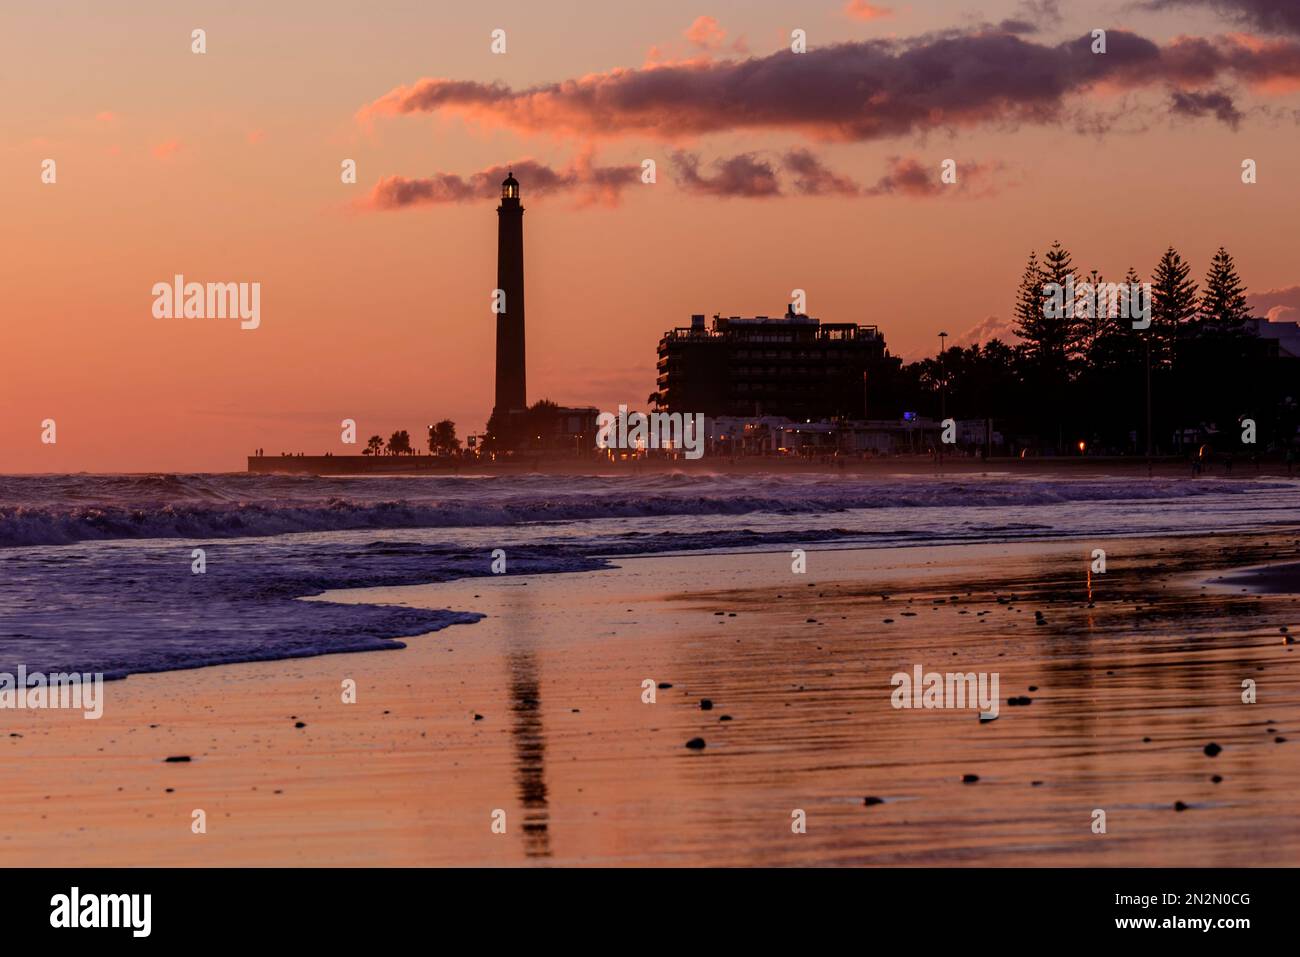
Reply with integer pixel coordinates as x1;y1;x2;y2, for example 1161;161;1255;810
501;588;550;859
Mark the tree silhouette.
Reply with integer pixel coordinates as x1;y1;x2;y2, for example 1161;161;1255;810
387;430;412;455
1200;246;1252;332
428;420;461;454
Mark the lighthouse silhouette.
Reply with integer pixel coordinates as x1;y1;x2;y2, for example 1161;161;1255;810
494;171;527;417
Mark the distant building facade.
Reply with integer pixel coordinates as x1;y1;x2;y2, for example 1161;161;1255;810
656;306;897;419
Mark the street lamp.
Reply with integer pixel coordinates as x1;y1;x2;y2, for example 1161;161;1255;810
938;331;948;470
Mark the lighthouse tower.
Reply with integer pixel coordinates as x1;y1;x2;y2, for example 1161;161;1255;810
494;171;527;417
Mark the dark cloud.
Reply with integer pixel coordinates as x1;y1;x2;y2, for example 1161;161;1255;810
360;28;1300;143
1150;1;1300;36
862;156;1002;197
365;156;639;210
782;148;860;195
1169;87;1244;126
671;151;781;197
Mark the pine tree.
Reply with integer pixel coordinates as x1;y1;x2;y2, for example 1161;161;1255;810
1039;241;1085;364
1149;247;1198;365
1012;250;1045;350
1199;246;1252;332
1080;267;1105;349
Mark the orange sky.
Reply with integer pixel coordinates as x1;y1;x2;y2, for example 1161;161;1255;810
4;0;1300;472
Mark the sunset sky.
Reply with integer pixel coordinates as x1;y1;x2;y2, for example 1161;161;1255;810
5;0;1300;472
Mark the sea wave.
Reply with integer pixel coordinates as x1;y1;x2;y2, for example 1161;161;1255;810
0;472;1285;547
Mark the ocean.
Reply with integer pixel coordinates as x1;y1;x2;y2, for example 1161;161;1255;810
2;471;1297;679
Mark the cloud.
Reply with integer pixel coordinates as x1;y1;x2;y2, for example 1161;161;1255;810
364;155;641;210
782;148;860;195
1150;1;1300;36
863;156;1004;197
151;140;182;160
844;1;893;22
955;315;1020;347
358;28;1300;144
671;151;781;197
1169;87;1244;126
685;16;727;50
669;150;1005;199
1246;285;1300;321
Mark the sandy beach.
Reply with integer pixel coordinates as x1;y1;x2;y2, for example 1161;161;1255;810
3;527;1298;867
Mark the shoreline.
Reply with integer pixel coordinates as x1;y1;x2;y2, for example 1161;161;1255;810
2;528;1298;866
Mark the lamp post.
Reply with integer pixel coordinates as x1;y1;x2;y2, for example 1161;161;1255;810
1145;337;1152;479
938;331;948;471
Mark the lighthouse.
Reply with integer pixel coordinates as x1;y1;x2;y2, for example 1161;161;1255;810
494;171;527;416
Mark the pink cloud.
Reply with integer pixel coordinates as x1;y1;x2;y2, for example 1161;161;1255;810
685;16;727;50
844;1;894;21
151;140;182;160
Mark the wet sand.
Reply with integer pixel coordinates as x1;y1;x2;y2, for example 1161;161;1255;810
3;530;1299;866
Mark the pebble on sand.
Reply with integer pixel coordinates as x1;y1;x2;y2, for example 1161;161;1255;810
1203;742;1221;757
164;756;191;763
700;699;713;711
294;721;306;729
962;773;980;783
685;737;706;750
863;796;884;806
1174;801;1189;811
1007;696;1032;706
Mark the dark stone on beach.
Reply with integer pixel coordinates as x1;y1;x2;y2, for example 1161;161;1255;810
1174;801;1189;811
713;611;724;616
164;756;191;763
685;737;706;750
473;713;483;721
1203;742;1221;757
806;618;817;623
1143;737;1152;743
962;774;979;783
719;715;732;721
658;683;672;689
883;618;894;624
1007;696;1032;706
1028;685;1038;692
1031;781;1043;787
863;796;884;806
700;699;713;711
1277;736;1288;743
1211;775;1223;783
294;721;306;729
